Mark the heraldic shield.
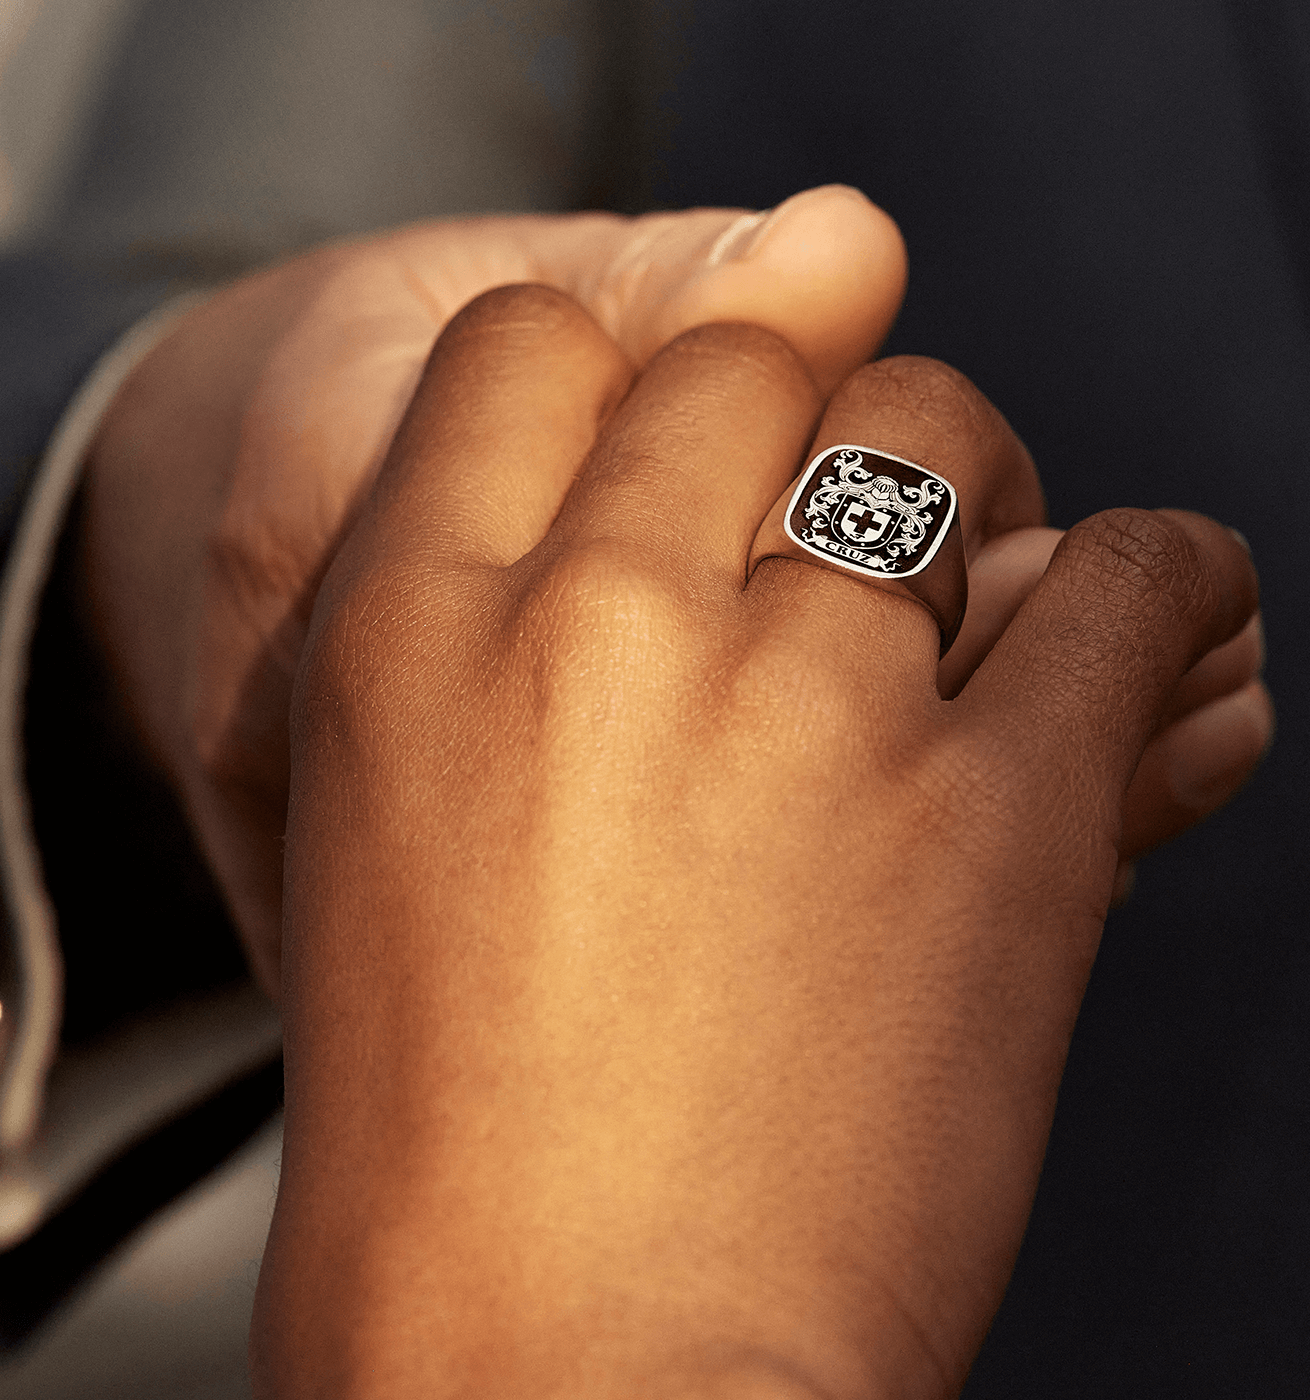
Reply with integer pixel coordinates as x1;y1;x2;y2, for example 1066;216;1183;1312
784;446;959;579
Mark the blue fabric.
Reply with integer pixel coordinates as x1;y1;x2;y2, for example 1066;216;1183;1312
655;2;1309;1393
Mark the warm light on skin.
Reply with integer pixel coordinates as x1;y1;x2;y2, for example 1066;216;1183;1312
245;285;1264;1399
73;193;1271;1399
83;186;908;1000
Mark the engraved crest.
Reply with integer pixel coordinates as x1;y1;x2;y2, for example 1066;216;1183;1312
784;447;957;579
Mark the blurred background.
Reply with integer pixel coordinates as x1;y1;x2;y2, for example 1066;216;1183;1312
0;1115;280;1399
0;0;633;263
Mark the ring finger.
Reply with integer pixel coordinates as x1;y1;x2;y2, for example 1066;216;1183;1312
749;356;1047;685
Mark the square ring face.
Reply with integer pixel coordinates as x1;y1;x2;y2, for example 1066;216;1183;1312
784;445;958;579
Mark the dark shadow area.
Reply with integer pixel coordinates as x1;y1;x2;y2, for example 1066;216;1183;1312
0;1055;282;1354
2;485;279;1352
25;487;250;1047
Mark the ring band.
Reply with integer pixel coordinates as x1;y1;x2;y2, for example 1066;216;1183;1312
749;444;968;655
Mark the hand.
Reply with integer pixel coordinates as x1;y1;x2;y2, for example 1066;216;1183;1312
80;187;908;995
252;287;1266;1398
80;184;1271;999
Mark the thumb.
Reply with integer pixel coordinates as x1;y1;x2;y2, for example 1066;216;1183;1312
534;185;907;395
962;508;1260;806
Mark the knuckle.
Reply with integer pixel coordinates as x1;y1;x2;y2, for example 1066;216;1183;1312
503;543;712;734
906;722;1003;837
294;563;457;739
826;356;1025;485
444;281;589;343
735;639;860;730
432;283;627;397
922;720;1116;903
868;353;978;395
731;628;933;785
840;354;983;417
512;539;689;653
1061;507;1210;622
658;321;818;405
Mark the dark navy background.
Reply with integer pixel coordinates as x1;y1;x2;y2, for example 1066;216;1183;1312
652;2;1308;1392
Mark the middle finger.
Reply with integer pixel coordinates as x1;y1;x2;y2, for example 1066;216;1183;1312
549;322;823;590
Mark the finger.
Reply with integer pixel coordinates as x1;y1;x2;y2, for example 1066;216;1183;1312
1119;677;1275;861
554;322;822;586
526;185;907;395
1157;611;1264;730
369;284;633;568
942;538;1261;711
755;357;1046;684
941;529;1267;883
938;526;1063;699
964;508;1261;794
812;357;1046;559
942;537;1262;712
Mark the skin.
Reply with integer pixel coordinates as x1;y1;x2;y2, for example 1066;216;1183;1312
247;286;1264;1398
76;188;1272;1394
80;186;906;994
80;186;1269;999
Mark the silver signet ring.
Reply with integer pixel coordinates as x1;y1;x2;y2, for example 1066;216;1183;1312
749;444;967;655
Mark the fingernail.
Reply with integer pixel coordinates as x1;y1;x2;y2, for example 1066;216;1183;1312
706;210;769;265
1249;611;1266;671
1164;683;1274;810
1230;527;1252;556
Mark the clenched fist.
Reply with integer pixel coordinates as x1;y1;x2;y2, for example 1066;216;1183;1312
252;285;1268;1399
82;187;907;993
